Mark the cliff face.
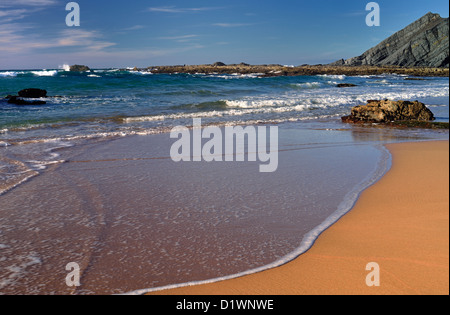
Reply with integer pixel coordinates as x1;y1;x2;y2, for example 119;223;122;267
333;12;449;68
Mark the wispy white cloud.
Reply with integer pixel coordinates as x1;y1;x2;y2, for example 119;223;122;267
0;26;115;53
147;6;220;13
213;23;253;28
158;34;199;40
157;34;201;43
122;25;146;31
0;1;116;56
0;9;28;17
0;0;58;8
0;0;55;22
0;9;28;23
55;29;116;51
0;0;58;25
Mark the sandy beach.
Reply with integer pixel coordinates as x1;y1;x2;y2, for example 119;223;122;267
149;140;449;295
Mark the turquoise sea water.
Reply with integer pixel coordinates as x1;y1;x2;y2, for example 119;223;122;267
1;69;448;144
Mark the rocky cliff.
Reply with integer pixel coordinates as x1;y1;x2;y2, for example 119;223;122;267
332;12;449;68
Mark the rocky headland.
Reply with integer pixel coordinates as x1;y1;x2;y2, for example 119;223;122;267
331;12;449;68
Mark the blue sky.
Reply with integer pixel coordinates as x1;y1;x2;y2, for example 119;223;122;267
0;0;448;69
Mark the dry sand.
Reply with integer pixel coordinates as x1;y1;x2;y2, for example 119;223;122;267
149;140;449;295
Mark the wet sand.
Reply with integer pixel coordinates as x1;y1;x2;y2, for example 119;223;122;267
0;126;391;295
149;140;449;295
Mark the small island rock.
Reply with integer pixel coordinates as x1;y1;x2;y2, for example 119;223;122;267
69;65;91;72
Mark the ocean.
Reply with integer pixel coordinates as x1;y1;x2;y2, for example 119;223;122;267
1;68;449;142
0;68;449;294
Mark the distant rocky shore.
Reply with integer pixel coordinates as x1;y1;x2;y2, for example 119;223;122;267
127;12;449;78
126;64;449;77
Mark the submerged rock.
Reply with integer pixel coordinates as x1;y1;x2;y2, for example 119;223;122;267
7;96;46;106
342;99;435;123
337;83;357;88
5;88;48;105
18;88;47;98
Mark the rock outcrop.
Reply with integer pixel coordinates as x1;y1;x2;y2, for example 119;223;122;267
333;12;449;68
18;88;47;98
5;88;47;105
69;65;91;72
342;99;435;123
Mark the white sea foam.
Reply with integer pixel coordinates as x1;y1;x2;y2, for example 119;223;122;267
291;82;322;89
59;64;71;71
129;71;152;75
31;70;58;77
0;171;38;196
27;160;66;171
318;74;346;80
0;253;42;291
87;74;101;78
0;71;18;77
121;84;448;124
225;99;297;108
123;103;323;123
208;73;263;79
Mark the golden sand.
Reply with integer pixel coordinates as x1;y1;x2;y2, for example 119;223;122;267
149;141;449;295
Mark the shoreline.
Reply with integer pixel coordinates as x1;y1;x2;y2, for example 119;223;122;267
133;65;449;78
147;140;449;295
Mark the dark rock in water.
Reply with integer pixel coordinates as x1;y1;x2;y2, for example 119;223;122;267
337;83;357;88
404;77;427;81
7;96;46;106
342;99;435;123
332;12;449;68
69;64;91;72
18;88;47;98
212;62;226;67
